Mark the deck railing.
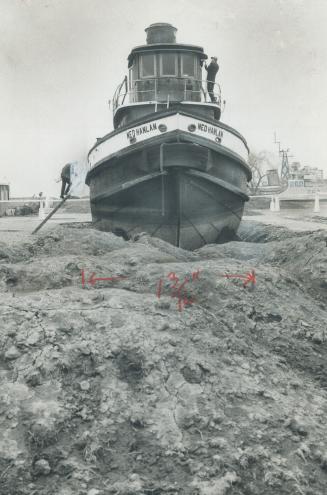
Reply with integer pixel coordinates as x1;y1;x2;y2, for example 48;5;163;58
112;76;221;113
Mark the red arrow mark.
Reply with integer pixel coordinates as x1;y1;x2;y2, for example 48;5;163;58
242;270;256;288
88;272;127;286
81;270;127;287
223;270;256;288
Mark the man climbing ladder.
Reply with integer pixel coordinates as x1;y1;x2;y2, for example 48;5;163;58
60;163;72;198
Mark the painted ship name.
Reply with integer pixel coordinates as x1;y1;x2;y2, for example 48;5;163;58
197;123;224;142
127;123;158;140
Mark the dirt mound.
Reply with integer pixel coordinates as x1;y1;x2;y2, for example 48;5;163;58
237;220;312;243
0;223;327;495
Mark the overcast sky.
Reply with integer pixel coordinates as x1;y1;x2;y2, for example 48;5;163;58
1;0;327;196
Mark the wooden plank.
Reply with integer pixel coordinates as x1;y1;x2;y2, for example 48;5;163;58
32;196;69;234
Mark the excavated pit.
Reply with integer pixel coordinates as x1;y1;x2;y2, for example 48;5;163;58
0;222;326;495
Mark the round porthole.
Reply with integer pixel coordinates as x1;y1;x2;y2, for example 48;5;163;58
158;124;167;133
188;124;196;132
215;137;222;144
129;137;137;144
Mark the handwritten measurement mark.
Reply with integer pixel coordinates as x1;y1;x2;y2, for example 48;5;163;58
157;270;200;312
81;270;127;287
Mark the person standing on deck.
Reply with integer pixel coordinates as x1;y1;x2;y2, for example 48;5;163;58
60;163;72;199
204;57;219;102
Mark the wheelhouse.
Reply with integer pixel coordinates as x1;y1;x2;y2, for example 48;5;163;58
112;23;221;128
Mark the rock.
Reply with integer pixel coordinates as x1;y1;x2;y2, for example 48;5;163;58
287;417;308;437
34;459;51;475
78;342;91;355
312;332;324;344
57;458;77;476
209;437;228;449
0;436;21;460
87;490;102;495
25;370;42;387
212;412;225;424
4;345;21;360
6;328;17;337
158;322;170;331
26;328;41;345
65;262;81;273
108;473;143;493
155;299;171;310
80;380;90;391
191;471;238;494
129;473;141;481
181;363;203;383
296;442;311;461
127;258;138;266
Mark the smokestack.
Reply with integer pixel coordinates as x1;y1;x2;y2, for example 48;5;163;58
145;23;177;44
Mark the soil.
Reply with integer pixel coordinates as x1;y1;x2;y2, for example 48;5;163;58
0;222;326;495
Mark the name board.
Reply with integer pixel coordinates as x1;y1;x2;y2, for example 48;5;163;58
89;113;248;168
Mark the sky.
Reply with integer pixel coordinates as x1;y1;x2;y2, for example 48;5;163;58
1;0;327;196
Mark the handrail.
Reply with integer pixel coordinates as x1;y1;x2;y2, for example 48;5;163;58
112;76;222;114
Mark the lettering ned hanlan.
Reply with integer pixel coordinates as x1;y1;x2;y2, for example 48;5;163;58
197;122;224;140
127;122;157;140
126;120;224;142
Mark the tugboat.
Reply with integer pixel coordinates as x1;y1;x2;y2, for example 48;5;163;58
86;23;251;249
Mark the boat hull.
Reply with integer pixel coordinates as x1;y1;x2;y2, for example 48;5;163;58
86;112;251;250
90;170;244;249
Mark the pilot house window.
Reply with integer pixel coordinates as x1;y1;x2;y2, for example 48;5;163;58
182;54;196;77
140;54;156;77
160;53;177;76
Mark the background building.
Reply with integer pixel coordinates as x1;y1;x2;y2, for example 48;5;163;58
288;163;324;188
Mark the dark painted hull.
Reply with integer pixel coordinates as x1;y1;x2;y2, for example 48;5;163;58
87;131;250;249
91;175;244;249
